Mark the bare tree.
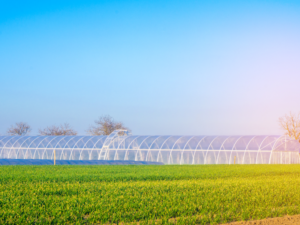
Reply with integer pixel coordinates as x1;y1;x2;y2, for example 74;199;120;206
279;112;300;142
87;115;131;135
39;123;77;136
7;122;32;136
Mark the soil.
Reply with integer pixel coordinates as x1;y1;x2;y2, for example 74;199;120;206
224;215;300;225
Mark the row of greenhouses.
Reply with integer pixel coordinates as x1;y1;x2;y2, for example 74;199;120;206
0;131;299;164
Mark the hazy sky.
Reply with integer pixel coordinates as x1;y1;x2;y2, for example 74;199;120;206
0;0;299;135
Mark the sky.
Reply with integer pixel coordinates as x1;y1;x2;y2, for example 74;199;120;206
0;0;300;136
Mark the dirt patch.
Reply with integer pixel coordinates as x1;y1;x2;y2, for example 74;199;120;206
224;215;300;225
85;215;300;225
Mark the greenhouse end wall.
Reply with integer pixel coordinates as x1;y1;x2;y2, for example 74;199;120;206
0;133;299;164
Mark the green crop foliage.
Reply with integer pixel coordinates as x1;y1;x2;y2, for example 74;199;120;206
1;165;300;224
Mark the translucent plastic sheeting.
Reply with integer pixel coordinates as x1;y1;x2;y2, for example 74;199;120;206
0;135;299;164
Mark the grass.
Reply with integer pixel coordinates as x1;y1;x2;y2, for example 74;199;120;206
1;165;300;224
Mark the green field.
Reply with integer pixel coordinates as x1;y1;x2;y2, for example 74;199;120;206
1;165;300;224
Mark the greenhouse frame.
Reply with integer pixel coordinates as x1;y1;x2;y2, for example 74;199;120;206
0;130;300;164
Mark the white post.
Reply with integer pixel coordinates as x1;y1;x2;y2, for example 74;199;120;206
54;150;56;165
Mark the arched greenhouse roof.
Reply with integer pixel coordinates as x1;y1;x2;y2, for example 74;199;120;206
0;133;299;164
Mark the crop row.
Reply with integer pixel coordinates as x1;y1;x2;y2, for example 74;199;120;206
0;165;300;224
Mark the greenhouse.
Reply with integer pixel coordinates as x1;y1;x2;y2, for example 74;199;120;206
0;130;300;164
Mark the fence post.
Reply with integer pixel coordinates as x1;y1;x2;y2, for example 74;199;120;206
234;156;236;165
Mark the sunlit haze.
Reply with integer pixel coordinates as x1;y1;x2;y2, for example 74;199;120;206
0;0;299;135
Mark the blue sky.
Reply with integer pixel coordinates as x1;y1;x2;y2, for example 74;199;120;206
0;0;300;135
